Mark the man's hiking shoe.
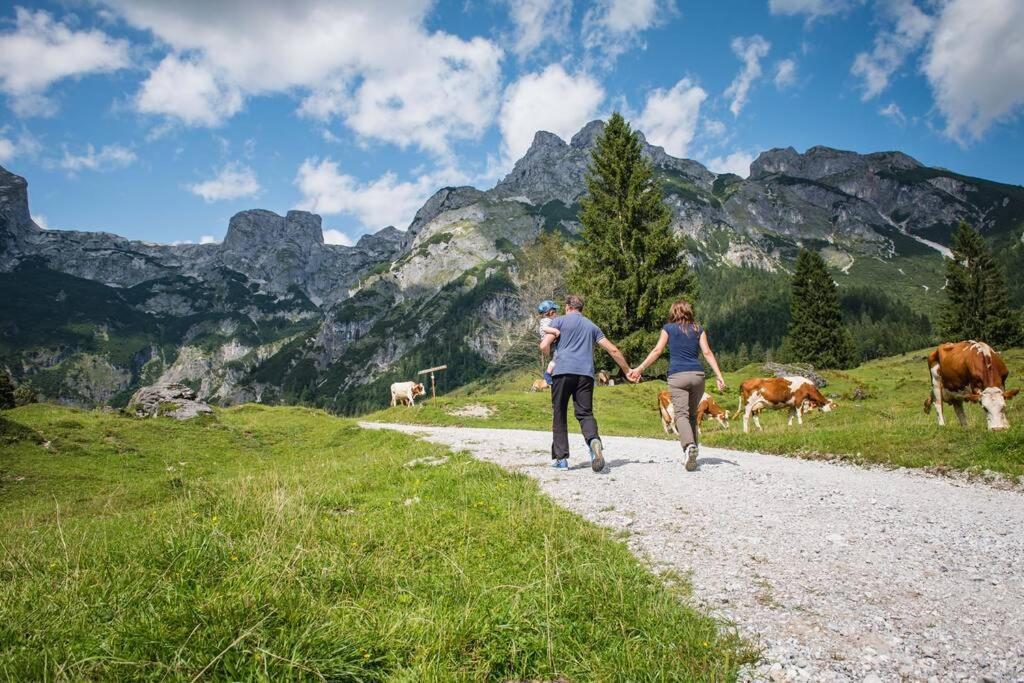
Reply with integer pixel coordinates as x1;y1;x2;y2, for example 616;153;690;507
684;444;698;471
552;458;568;470
588;438;605;472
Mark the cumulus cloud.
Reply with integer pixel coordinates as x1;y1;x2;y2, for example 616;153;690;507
724;35;771;117
55;144;136;172
31;213;48;229
774;58;798;89
851;0;933;101
879;102;906;124
768;0;851;19
498;64;605;164
323;229;355;246
103;0;504;155
295;158;467;231
0;7;129;117
582;0;676;65
923;0;1024;142
504;0;573;60
187;162;261;202
705;150;757;178
136;55;243;127
637;78;707;157
0;137;14;164
199;234;218;244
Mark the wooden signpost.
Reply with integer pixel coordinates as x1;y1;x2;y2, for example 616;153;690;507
417;364;448;401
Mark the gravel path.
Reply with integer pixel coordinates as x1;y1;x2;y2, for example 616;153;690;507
361;422;1024;682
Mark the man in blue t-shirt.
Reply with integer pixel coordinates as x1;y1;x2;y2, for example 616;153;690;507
539;293;634;472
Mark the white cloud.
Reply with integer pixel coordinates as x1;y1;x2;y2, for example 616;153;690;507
504;0;573;60
199;234;218;244
323;229;354;246
774;58;797;89
0;137;14;164
637;78;707;157
582;0;676;65
879;102;906;125
295;158;467;231
136;55;243;127
0;7;129;117
31;213;48;229
187;162;261;202
703;118;727;138
705;150;757;178
923;0;1024;142
55;144;136;172
105;1;504;154
724;35;771;117
851;0;933;101
498;64;605;164
768;0;851;19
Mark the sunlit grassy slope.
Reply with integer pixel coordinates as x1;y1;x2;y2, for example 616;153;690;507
365;348;1024;478
0;404;754;680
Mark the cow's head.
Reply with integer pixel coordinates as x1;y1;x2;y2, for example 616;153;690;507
965;387;1016;430
413;383;425;397
820;399;837;413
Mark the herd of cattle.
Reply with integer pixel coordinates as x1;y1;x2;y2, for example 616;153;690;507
389;340;1017;433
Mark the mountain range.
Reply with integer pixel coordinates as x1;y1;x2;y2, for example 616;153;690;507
2;120;1023;411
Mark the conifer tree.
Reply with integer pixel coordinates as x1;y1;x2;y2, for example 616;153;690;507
940;221;1022;347
0;372;14;410
567;112;696;365
784;249;856;368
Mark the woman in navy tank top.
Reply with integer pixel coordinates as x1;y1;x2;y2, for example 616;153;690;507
629;300;727;471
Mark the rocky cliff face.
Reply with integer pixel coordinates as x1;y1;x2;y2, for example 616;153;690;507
2;121;1022;411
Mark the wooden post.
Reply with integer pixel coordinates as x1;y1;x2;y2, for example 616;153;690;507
417;365;448;402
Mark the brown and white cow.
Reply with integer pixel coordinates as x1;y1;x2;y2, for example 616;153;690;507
739;376;836;433
390;381;425;407
657;390;730;434
925;341;1018;431
597;370;610;386
530;379;549;392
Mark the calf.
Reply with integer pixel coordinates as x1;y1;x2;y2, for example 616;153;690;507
658;390;730;434
390;381;425;407
597;370;610;386
530;379;548;392
925;341;1018;431
739;376;835;433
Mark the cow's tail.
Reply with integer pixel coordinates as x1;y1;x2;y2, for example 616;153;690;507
924;353;935;414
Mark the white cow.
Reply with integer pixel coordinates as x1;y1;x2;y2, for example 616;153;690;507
390;381;425;407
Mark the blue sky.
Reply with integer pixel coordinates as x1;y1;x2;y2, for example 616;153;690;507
0;0;1021;246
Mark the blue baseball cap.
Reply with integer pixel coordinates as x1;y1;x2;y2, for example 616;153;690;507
537;300;559;314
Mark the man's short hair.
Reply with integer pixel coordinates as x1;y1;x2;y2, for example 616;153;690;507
565;294;584;311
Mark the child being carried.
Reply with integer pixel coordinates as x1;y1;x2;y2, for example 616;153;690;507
537;300;561;385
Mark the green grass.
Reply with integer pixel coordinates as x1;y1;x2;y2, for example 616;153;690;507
0;404;754;680
365;348;1024;478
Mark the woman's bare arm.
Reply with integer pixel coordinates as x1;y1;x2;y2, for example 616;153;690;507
633;330;669;376
700;330;726;391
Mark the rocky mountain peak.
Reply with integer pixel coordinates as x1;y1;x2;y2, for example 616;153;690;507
570;120;604;148
750;145;924;181
222;209;324;253
407;186;485;236
0;164;39;238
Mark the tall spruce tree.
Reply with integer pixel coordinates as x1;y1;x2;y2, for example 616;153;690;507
0;372;14;410
785;249;856;368
567;113;696;366
940;221;1022;347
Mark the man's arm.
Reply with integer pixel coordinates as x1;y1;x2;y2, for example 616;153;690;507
540;332;557;356
597;337;631;376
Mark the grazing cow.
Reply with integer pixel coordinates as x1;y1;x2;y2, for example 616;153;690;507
697;392;730;429
739;376;836;433
657;390;730;434
597;370;610;386
530;379;548;392
390;381;425;407
925;341;1018;431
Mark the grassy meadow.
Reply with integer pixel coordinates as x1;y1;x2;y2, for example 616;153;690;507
365;348;1024;478
0;404;754;680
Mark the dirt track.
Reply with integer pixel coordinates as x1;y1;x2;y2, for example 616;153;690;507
362;422;1024;682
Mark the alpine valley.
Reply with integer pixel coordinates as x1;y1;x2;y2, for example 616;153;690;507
2;120;1023;412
